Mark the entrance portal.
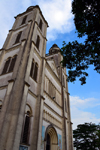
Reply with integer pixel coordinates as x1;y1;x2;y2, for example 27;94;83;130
45;125;58;150
46;133;50;150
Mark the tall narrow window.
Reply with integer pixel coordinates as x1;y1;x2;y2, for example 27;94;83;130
30;60;34;78
21;16;27;25
46;133;51;150
21;105;31;145
33;63;38;81
36;35;40;50
22;115;30;144
30;60;38;82
39;19;42;31
14;31;22;44
63;75;65;87
65;99;67;112
8;55;17;72
2;57;11;74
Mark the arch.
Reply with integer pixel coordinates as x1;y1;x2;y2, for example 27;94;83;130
44;124;58;150
25;104;32;116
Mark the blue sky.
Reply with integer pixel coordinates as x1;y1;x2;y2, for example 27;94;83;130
0;0;100;129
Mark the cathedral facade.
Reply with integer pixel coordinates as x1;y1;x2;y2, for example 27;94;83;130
0;6;73;150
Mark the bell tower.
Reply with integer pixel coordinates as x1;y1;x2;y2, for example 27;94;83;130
0;6;48;150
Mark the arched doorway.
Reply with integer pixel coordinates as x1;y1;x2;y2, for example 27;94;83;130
45;125;58;150
46;133;51;150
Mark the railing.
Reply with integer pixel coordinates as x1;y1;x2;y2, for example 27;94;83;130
19;145;28;150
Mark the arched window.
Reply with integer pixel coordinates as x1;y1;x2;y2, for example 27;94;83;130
33;63;38;81
2;57;11;74
36;35;40;50
30;59;34;78
1;55;17;75
30;60;38;82
22;105;32;145
39;19;42;31
21;16;27;25
8;55;17;72
14;31;22;44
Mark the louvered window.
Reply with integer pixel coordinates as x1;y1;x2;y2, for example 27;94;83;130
2;58;11;74
8;55;17;72
22;115;30;144
33;63;38;81
30;60;38;82
39;19;42;31
14;31;22;44
21;16;27;25
36;35;40;50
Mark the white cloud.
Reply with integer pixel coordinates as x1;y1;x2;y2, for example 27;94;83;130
38;0;74;40
70;96;100;109
70;96;100;129
0;0;74;48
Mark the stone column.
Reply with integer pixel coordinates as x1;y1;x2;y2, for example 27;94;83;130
12;82;30;150
0;79;14;150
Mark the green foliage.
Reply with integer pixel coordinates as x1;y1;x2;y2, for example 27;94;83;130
73;123;100;150
61;0;100;85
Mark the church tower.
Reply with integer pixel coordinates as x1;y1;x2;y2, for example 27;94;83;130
0;6;73;150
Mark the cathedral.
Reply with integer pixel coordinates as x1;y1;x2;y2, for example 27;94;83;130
0;6;73;150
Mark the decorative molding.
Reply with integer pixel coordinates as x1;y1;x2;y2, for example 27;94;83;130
44;103;62;118
44;91;62;108
28;89;37;98
43;110;62;129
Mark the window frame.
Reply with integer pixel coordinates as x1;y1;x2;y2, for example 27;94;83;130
14;31;22;45
39;19;43;31
36;35;40;50
1;57;11;75
21;104;32;145
30;60;38;82
21;16;27;25
8;55;17;72
1;55;17;75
